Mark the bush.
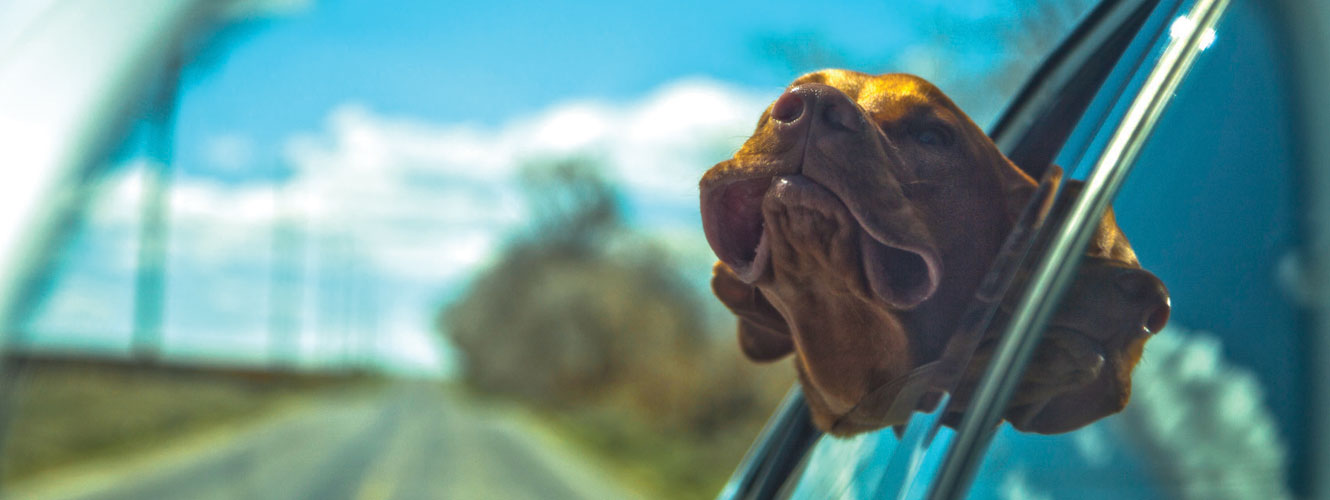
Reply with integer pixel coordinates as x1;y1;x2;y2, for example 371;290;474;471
438;159;791;497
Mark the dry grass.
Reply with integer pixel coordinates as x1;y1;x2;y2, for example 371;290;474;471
0;357;345;483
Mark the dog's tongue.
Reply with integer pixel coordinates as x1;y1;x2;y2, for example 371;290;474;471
700;175;772;282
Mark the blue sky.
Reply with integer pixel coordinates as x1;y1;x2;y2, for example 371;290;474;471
172;0;1021;183
182;0;995;123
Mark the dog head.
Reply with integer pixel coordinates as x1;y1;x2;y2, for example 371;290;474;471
701;70;1169;435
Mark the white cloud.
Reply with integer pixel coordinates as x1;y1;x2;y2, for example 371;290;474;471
999;468;1052;500
201;133;256;172
28;77;768;375
278;77;768;281
1070;424;1110;468
283;77;768;219
1116;325;1291;500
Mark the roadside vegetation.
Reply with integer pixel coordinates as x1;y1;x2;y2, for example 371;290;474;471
440;160;791;499
0;358;357;484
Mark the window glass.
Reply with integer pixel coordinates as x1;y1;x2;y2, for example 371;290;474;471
788;1;1303;499
1073;1;1301;496
973;2;1300;497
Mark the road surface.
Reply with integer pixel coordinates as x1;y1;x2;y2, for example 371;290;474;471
6;383;643;500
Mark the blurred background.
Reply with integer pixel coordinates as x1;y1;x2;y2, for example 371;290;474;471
0;0;1307;499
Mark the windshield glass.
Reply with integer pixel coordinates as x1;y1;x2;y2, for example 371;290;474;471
0;2;1105;499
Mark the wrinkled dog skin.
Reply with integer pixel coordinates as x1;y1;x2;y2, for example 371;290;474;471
700;70;1169;435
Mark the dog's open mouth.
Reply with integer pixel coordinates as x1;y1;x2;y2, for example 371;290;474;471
702;177;772;281
701;173;940;309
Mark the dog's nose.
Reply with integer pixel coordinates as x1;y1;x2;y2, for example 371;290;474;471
772;83;863;132
771;91;803;123
1115;269;1171;334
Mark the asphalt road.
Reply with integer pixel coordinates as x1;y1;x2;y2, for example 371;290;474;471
6;383;642;500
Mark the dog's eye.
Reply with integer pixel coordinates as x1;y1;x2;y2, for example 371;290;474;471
913;126;952;147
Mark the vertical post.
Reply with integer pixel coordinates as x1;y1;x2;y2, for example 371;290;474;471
1273;2;1330;497
131;58;182;362
268;186;306;370
1267;1;1330;496
345;238;361;372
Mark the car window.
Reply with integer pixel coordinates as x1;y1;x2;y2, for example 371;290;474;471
1054;1;1300;496
779;1;1308;499
0;2;1112;499
966;2;1299;498
722;0;1160;497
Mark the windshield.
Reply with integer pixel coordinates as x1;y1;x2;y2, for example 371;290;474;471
0;2;1105;499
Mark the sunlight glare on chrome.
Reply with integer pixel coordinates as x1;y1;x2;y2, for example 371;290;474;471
1170;16;1217;51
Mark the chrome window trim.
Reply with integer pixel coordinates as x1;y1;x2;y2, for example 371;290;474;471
717;386;820;500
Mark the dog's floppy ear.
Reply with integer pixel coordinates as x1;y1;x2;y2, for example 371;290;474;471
1080;190;1141;265
711;262;794;362
991;154;1048;226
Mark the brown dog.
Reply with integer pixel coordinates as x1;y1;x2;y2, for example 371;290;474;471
700;70;1169;435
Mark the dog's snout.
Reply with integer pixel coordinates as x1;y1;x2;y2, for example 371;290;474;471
1114;269;1170;334
1144;301;1170;334
1114;269;1165;301
776;84;863;133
